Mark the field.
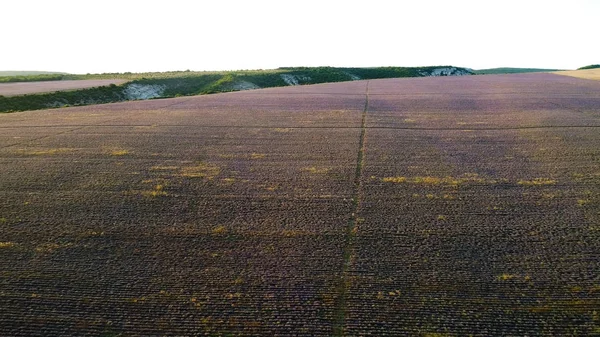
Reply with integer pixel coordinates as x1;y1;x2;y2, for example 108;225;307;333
474;67;560;75
0;73;599;336
555;68;600;81
0;79;128;97
0;66;473;113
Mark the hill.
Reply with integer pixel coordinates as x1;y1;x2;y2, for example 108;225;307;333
578;64;600;70
474;67;560;75
0;71;68;76
0;66;473;113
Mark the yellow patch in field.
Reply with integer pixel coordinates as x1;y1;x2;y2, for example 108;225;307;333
150;165;179;171
250;153;266;159
221;178;236;184
553;69;600;81
35;242;73;253
577;199;591;206
211;225;227;235
105;148;130;156
517;178;556;186
382;175;488;186
498;273;517;281
17;148;75;155
141;184;167;197
382;176;407;183
179;162;220;179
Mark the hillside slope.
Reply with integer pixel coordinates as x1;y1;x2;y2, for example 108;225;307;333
0;66;473;113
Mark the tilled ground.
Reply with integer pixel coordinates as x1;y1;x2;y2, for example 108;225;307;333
0;80;128;97
0;75;599;336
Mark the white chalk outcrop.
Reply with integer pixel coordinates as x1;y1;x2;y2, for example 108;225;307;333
420;67;472;76
280;74;312;86
124;83;166;100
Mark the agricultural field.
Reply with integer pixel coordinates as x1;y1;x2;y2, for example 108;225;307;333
0;73;599;336
0;79;127;97
555;68;600;81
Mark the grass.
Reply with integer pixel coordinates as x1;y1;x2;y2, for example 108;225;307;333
382;174;489;186
141;184;167;197
179;162;220;179
109;149;129;156
383;175;558;187
0;242;18;248
517;178;557;186
211;225;227;235
498;273;517;281
577;199;591;206
150;165;179;171
18;148;74;155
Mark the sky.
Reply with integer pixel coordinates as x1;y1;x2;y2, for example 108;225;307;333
2;0;599;74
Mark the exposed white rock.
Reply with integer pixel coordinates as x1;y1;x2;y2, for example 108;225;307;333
124;83;166;100
345;72;361;81
426;67;472;77
280;74;312;86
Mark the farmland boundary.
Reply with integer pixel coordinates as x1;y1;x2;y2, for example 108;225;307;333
333;81;370;336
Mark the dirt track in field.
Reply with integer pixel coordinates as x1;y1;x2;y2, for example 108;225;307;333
1;74;599;336
0;79;128;96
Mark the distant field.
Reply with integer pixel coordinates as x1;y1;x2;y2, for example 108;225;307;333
0;71;67;76
554;68;600;81
0;74;599;336
474;67;560;74
0;79;128;96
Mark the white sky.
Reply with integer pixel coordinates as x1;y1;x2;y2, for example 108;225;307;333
2;0;598;74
